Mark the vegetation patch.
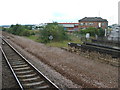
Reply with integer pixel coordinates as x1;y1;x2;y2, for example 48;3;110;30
39;22;69;43
79;27;105;37
3;24;35;36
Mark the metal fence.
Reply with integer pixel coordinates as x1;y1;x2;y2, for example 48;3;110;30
80;36;120;47
91;37;120;47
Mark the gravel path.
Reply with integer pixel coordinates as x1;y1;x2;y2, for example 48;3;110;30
3;33;119;88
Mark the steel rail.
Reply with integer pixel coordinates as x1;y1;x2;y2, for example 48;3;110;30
1;47;23;90
68;42;120;58
2;38;60;90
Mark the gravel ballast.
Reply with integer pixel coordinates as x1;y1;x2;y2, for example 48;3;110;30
2;52;20;89
3;33;119;88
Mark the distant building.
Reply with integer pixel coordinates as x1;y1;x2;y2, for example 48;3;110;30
108;24;118;29
31;23;47;30
108;24;120;41
78;17;108;30
2;25;10;29
58;23;79;32
47;23;79;32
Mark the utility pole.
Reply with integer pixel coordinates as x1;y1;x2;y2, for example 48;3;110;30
98;10;101;17
118;1;120;25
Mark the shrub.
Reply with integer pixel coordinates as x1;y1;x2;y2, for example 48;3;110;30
80;27;105;37
80;27;98;36
39;22;69;43
5;24;33;36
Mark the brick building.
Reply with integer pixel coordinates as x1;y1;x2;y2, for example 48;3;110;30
78;17;108;30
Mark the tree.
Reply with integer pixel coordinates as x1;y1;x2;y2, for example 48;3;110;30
98;28;105;37
80;27;98;36
39;22;69;43
6;24;31;36
79;27;105;38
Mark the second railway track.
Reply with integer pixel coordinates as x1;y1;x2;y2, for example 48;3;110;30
68;42;120;58
1;38;60;90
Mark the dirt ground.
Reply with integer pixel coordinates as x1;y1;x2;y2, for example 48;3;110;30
3;32;119;89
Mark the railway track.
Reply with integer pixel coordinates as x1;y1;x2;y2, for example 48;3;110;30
68;42;120;58
1;38;60;90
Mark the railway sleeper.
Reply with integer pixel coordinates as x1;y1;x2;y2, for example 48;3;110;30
14;67;30;71
12;64;28;68
17;73;36;78
21;76;40;81
11;62;26;65
16;70;34;74
23;81;47;89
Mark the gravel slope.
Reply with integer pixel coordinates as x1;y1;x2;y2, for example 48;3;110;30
3;33;119;88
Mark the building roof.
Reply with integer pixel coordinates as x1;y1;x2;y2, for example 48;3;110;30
60;24;74;27
58;23;79;27
58;23;79;24
79;17;108;22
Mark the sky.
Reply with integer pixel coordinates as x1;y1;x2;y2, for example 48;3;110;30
0;0;119;25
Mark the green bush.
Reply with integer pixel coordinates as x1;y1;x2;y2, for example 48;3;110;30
19;29;31;36
98;28;105;37
39;22;69;43
80;27;105;37
80;27;98;36
5;24;33;36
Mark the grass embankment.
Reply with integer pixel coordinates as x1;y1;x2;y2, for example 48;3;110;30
27;35;37;40
27;35;41;42
27;33;82;48
46;34;82;48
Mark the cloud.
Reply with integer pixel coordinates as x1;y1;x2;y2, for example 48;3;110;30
0;0;119;25
53;12;66;17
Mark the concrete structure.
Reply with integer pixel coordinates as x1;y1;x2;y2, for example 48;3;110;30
58;23;79;32
108;24;120;41
78;17;108;30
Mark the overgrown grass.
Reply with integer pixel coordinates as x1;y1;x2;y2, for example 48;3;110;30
44;33;82;47
46;41;70;47
26;33;82;48
27;35;41;42
27;35;37;40
46;39;81;48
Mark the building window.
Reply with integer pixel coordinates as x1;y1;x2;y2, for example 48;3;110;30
85;23;88;25
80;23;84;26
102;23;105;26
89;23;93;26
75;24;78;26
98;23;101;27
